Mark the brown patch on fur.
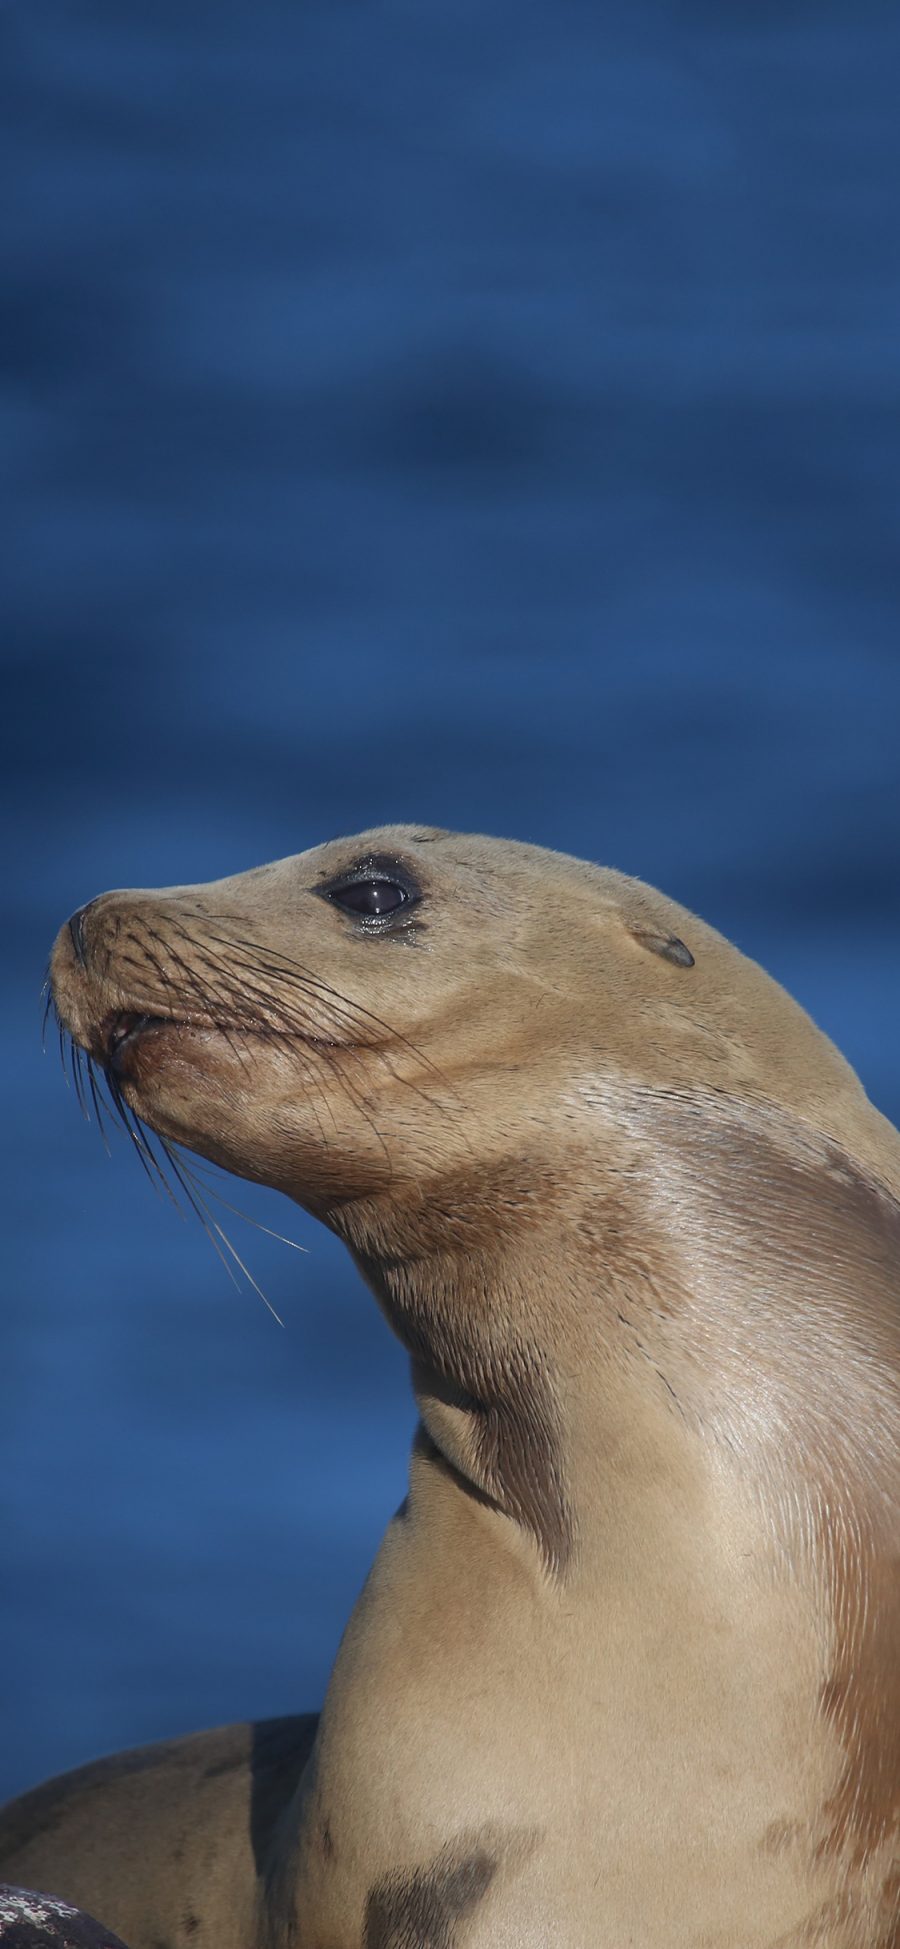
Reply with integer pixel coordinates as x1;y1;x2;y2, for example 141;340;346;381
469;1359;570;1574
249;1715;319;1883
410;1352;571;1576
877;1867;900;1949
364;1843;496;1948
760;1817;805;1857
349;1160;574;1574
817;1521;900;1869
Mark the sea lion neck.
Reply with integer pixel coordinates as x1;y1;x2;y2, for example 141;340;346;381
329;1166;579;1578
325;1079;900;1608
324;1139;706;1582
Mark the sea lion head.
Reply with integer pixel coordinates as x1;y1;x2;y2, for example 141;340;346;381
50;823;873;1225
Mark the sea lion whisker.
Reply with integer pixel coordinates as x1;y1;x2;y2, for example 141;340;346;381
157;924;327;1058
309;1031;424;1157
119;931;259;1075
140;935;218;1027
325;1057;394;1178
178;946;359;1061
290;978;463;1111
356;1035;464;1124
60;1029;90;1121
85;1056;112;1156
193;978;332;1059
156;1140;247;1292
205;931;453;1091
291;1047;336;1154
151;938;255;1073
92;1040;289;1300
120;1107;174;1202
223;974;351;1058
71;929;294;1287
70;1040;90;1122
103;1072;186;1212
40;968;55;1051
87;1055;191;1216
143;932;210;1012
187;949;316;1029
166;931;261;1044
176;1157;308;1254
131;1131;183;1208
205;936;460;1118
171;936;260;1011
159;1140;285;1326
176;929;361;1038
211;969;393;1159
174;935;464;1155
201;941;371;1045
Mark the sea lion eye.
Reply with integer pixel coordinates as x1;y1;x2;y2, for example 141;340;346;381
327;878;411;917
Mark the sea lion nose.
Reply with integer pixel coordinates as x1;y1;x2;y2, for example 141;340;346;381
67;903;92;967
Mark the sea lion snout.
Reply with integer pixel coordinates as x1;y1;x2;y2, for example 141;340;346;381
51;893;148;1062
51;901;105;1055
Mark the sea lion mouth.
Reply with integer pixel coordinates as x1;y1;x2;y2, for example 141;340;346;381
103;1010;176;1067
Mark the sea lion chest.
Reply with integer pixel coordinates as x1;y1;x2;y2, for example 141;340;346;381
265;1455;848;1949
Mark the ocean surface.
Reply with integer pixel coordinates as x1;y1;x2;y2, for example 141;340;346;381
2;0;899;1798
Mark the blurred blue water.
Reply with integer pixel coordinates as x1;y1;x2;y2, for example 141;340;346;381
2;2;899;1799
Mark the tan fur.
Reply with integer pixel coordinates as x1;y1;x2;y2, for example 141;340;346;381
1;826;898;1948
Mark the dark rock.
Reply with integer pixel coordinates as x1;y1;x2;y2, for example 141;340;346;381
0;1888;129;1949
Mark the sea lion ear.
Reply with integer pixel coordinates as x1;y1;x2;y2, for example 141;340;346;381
630;928;695;969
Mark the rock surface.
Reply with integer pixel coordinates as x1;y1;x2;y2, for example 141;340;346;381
0;1888;129;1949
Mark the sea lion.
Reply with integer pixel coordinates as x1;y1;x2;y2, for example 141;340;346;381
1;824;898;1948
